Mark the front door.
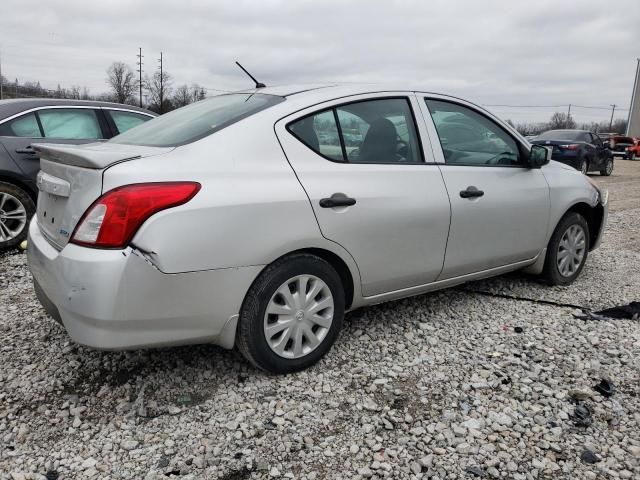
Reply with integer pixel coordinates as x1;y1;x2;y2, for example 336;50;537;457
276;95;451;297
421;97;550;279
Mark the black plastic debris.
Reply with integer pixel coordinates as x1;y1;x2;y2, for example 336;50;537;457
573;403;593;427
593;379;614;398
595;301;640;320
514;326;524;333
580;449;601;464
575;302;640;321
465;465;485;477
45;471;59;480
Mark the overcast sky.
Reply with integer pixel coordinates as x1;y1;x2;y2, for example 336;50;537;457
1;0;638;123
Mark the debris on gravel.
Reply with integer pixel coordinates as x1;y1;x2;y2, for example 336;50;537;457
1;177;639;478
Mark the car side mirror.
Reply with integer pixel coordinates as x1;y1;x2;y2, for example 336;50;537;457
528;144;550;168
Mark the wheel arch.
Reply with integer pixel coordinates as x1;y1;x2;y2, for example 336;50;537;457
0;172;38;202
565;201;604;251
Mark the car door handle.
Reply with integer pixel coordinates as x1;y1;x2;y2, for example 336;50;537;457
459;186;484;198
15;147;36;154
319;193;356;208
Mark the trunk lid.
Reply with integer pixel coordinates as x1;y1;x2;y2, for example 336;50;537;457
32;142;173;249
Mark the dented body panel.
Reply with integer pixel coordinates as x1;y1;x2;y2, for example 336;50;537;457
28;219;262;349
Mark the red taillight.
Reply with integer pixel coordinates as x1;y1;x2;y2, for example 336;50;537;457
559;144;580;150
71;182;201;249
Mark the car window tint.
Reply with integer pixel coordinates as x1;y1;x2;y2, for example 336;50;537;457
336;98;421;163
108;110;151;134
289;110;344;161
425;99;520;166
111;93;284;147
0;113;42;137
38;109;102;140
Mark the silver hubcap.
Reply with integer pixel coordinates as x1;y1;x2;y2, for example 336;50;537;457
606;161;613;174
557;224;586;277
264;274;334;359
0;192;27;242
581;161;588;174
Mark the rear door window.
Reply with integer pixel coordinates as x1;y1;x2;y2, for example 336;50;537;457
288;97;423;164
38;108;103;139
0;113;43;138
107;110;152;134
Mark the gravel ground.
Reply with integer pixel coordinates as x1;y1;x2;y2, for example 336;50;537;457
1;160;639;480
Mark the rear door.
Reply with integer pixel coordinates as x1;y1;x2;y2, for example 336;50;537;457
276;94;451;297
0;107;107;182
419;96;550;279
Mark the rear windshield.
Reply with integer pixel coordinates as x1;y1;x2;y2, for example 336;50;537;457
109;93;284;147
537;130;584;141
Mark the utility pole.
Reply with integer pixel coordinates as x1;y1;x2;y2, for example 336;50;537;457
158;51;163;113
567;103;571;118
15;78;18;98
609;104;616;131
136;47;143;107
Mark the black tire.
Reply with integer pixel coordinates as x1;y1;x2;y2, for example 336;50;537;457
0;181;35;251
542;212;590;286
600;158;613;176
236;253;345;374
579;158;589;174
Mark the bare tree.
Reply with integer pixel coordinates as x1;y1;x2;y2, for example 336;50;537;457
146;70;173;113
106;62;138;104
172;84;191;108
547;112;576;130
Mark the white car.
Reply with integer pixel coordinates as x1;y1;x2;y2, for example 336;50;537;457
28;84;608;373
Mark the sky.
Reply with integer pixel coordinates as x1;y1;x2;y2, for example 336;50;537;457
1;0;638;124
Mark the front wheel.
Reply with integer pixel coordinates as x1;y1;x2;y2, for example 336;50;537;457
0;182;35;250
542;212;590;285
600;158;613;176
237;253;345;373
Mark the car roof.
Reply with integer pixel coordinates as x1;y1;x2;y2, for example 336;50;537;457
0;98;155;122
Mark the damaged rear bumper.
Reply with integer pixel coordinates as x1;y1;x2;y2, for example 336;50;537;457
27;217;262;350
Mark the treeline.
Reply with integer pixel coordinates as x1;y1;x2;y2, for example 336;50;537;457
507;112;628;136
0;60;208;114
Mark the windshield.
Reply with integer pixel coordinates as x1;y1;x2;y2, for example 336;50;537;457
537;130;584;141
109;93;284;147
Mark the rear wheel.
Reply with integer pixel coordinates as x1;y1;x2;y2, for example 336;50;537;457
579;159;589;174
237;253;345;373
542;212;589;285
0;182;34;250
600;158;613;176
631;152;637;161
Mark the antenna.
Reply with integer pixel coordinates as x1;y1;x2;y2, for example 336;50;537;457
235;61;266;89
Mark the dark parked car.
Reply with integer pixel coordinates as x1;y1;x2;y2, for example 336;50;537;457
531;129;613;176
0;99;155;249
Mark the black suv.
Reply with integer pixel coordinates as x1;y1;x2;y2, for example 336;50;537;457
0;99;155;249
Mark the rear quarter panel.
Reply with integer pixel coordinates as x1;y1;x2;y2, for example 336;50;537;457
102;115;361;286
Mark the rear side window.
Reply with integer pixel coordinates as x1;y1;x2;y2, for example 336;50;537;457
108;110;152;134
39;108;102;139
110;93;285;147
0;113;42;138
288;98;423;164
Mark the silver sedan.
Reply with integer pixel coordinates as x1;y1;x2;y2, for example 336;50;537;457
27;84;608;373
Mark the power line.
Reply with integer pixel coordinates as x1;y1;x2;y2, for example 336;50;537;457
484;103;628;111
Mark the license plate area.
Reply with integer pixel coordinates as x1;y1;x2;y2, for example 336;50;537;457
37;191;70;246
